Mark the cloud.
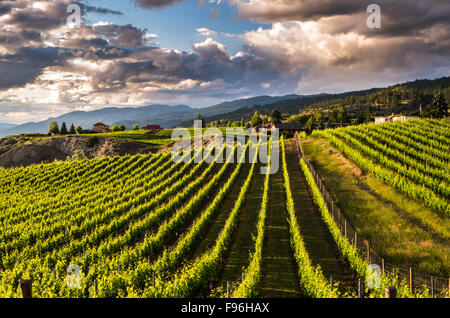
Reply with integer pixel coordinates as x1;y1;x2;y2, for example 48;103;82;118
196;28;218;37
231;0;450;39
132;0;187;9
0;0;449;124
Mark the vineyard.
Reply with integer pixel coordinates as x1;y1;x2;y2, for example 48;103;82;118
312;119;449;215
0;119;448;298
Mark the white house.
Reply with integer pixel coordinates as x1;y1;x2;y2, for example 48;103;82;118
374;114;420;125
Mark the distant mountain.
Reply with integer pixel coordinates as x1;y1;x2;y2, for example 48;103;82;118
0;123;16;129
1;94;319;136
196;94;306;118
197;76;450;123
178;94;326;127
2;105;195;137
0;123;17;138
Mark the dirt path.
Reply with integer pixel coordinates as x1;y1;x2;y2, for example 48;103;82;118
260;163;304;298
286;140;357;295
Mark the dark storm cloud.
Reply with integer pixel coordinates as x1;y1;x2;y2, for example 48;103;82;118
0;47;69;89
94;24;148;48
234;0;450;38
1;1;123;31
0;4;11;15
132;0;187;9
83;5;123;15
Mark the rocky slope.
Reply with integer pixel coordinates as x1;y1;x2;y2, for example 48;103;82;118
0;136;153;168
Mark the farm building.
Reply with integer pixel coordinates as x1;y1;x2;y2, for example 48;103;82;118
142;124;163;132
271;123;305;136
92;122;111;133
373;114;420;125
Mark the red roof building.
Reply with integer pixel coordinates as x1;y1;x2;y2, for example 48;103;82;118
142;125;163;132
92;122;111;133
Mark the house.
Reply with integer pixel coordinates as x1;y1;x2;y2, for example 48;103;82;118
271;123;305;136
142;124;163;132
92;122;111;133
374;114;420;125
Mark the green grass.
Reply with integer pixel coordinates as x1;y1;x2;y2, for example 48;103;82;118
302;137;450;277
284;140;357;295
260;164;303;298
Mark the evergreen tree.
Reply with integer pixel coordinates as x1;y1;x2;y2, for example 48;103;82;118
60;122;68;134
430;92;448;118
69;123;76;134
75;126;83;134
271;109;282;124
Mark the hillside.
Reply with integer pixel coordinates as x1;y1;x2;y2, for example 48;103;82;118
1;105;194;137
0;135;154;168
197;77;450;124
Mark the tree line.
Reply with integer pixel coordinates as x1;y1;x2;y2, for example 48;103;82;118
48;122;142;135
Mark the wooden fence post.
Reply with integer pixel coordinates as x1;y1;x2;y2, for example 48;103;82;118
354;232;358;249
330;277;333;292
227;281;231;298
20;279;32;298
358;278;363;298
409;268;414;294
382;259;385;275
344;220;347;238
153;272;156;289
365;240;370;263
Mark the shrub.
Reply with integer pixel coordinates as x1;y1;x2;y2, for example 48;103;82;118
87;136;99;147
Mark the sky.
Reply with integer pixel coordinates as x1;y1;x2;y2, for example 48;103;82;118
0;0;449;124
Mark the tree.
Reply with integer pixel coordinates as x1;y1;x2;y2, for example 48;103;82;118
262;115;269;124
132;124;140;130
337;107;349;123
241;117;245;127
60;122;68;134
69;123;76;134
328;109;339;123
314;111;325;123
119;124;126;131
430;92;448;119
305;116;315;135
271;109;282;124
251;111;262;127
112;125;120;132
75;126;83;134
48;121;59;135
